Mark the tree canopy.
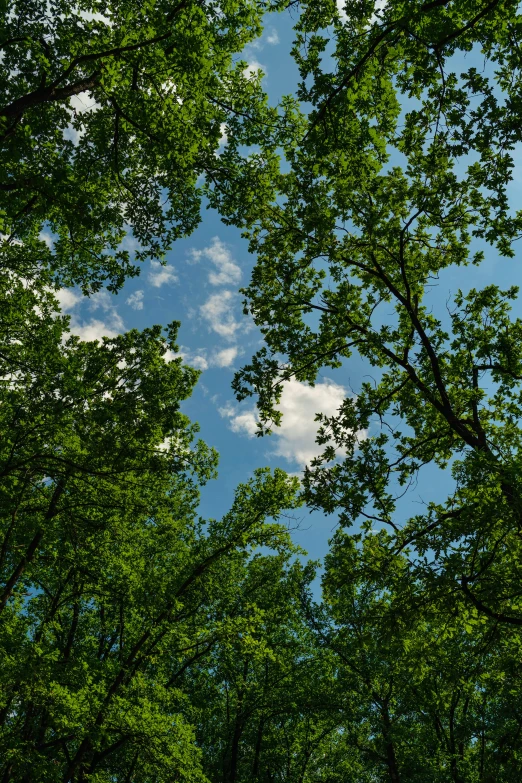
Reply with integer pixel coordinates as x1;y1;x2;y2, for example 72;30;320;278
0;0;287;291
228;0;522;618
0;1;302;779
224;0;522;778
4;0;522;780
0;266;303;781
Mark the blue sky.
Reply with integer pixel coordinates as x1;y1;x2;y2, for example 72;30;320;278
53;4;522;566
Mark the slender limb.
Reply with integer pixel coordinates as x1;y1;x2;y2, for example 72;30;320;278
0;477;66;612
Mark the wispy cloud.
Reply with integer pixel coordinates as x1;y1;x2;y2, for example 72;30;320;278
69;92;100;114
55;287;125;342
174;344;240;371
219;402;259;437
126;290;144;310
249;27;279;50
78;8;112;26
219;123;228;147
148;260;179;288
189;236;241;286
214;346;239;367
165;347;209;371
39;231;54;249
200;290;241;340
120;231;142;255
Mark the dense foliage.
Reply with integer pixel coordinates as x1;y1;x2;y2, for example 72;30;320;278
0;268;303;781
223;0;522;779
0;1;303;780
0;0;286;291
4;0;522;781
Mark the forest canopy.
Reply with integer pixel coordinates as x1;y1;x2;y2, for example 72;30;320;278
2;0;522;781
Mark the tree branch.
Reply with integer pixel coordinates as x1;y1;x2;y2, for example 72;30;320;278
461;576;522;626
0;476;66;612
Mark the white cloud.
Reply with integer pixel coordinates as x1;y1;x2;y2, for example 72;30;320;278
69;92;101;114
157;437;171;452
63;124;84;146
167;345;208;371
69;318;120;342
173;344;239;371
39;231;53;249
65;289;124;341
243;60;266;80
189;236;241;286
163;348;180;363
158;80;183;105
220;378;350;467
63;90;101;146
336;0;348;22
214;346;239;367
266;28;279;45
220;402;259;437
52;287;124;341
337;0;387;23
126;290;144;310
200;290;241;340
372;0;387;21
77;9;112;26
272;378;347;465
189;353;209;371
219;123;228;146
148;260;179;287
55;288;81;311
